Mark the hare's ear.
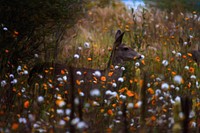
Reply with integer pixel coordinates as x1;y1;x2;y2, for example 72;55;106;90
115;30;122;40
114;31;125;47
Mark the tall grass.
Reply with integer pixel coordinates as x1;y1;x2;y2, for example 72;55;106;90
0;1;200;132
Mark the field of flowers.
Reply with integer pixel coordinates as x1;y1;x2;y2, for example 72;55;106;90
0;1;200;132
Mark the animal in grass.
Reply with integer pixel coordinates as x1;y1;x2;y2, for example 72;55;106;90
179;37;200;65
28;30;141;100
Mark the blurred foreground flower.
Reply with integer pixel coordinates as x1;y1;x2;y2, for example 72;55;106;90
173;75;183;84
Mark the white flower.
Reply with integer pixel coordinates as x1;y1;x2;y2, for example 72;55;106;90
57;100;66;108
93;71;101;77
119;94;126;100
179;112;184;119
190;75;196;79
92;101;100;106
112;82;117;88
189;35;193;39
161;83;169;90
63;75;67;81
162;60;169;66
90;89;100;97
34;54;39;58
115;65;119;69
155;89;161;96
77;121;88;129
74;97;79;105
65;109;71;115
135;62;140;67
127;103;134;109
76;71;82;75
17;66;22;73
159;96;164;100
191;121;196;128
173;75;183;84
183;42;188;45
141;55;145;59
37;96;44;103
170;99;175;104
1;80;7;87
172;50;176;54
71;118;80;125
19;117;27;124
56;109;64;115
121;67;125;71
78;47;82;50
74;54;80;59
57;77;63;82
118;111;123;115
135;101;142;108
84;42;90;48
189;111;195;118
118;77;124;82
170;85;175;89
105;90;117;98
28;114;35;122
175;87;180;91
9;74;14;78
184;66;189;70
23;70;28;75
59;120;66;126
79;92;84;97
175;96;181;103
3;27;8;31
176;52;182;57
11;79;17;84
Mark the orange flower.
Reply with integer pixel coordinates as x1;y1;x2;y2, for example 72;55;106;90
147;88;154;95
119;87;127;93
11;123;19;130
126;90;135;97
171;71;176;75
49;67;54;70
141;60;145;65
14;31;19;35
182;55;187;59
151;116;156;121
24;100;30;108
155;56;160;62
44;70;49;73
162;108;167;113
101;76;106;82
100;109;105;113
171;36;175;39
87;58;92;61
108;72;113;77
61;70;65;75
129;79;133;84
151;100;156;105
112;104;117;108
107;109;113;116
189;67;195;73
76;80;81;85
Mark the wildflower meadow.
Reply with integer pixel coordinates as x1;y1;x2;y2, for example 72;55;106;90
0;0;200;132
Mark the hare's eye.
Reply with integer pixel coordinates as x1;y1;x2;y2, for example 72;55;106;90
123;47;129;51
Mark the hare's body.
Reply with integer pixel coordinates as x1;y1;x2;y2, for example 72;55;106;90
28;30;141;98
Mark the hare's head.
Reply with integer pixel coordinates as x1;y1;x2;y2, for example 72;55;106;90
111;30;141;65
